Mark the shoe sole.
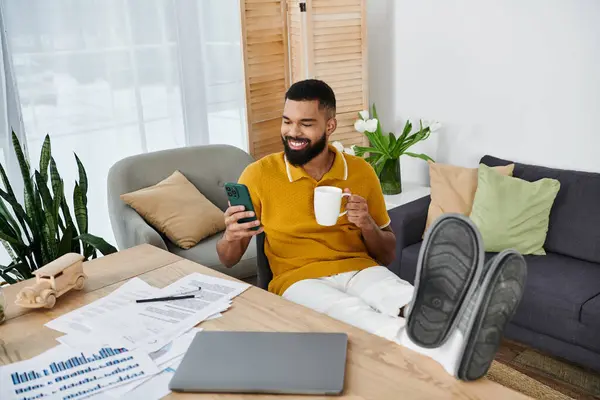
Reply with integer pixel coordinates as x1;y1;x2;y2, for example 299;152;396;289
457;249;527;381
406;214;484;348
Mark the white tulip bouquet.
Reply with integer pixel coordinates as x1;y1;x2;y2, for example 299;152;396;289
352;104;440;177
329;104;441;194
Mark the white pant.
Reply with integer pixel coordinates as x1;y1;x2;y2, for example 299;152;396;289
282;266;414;341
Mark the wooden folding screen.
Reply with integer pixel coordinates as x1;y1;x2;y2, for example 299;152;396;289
240;0;290;159
240;0;368;158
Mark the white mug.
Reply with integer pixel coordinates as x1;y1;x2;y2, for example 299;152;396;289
314;186;351;226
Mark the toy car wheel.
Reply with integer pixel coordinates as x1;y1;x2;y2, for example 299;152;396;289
74;276;85;290
45;294;56;309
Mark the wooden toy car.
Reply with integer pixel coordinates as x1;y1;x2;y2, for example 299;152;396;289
15;253;86;309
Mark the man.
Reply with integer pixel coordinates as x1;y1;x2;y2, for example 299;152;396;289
216;79;526;380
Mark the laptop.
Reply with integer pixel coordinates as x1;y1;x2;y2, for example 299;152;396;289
168;331;348;395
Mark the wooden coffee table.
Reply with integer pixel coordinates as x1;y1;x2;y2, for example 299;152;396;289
0;245;528;399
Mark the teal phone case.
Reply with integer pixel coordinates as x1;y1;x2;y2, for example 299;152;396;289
224;183;258;230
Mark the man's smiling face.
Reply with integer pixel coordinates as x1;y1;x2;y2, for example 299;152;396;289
281;99;334;166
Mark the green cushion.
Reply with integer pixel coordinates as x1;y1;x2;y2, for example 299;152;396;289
470;163;560;255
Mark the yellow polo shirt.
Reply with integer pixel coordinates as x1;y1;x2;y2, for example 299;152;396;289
238;145;391;295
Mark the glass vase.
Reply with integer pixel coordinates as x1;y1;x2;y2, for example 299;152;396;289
379;158;402;195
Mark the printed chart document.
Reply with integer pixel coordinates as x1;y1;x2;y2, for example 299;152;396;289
45;278;159;335
86;273;248;352
102;329;199;398
0;345;158;400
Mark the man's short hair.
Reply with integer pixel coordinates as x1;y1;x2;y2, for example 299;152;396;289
285;79;336;118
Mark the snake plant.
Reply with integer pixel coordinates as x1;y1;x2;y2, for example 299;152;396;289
0;131;117;284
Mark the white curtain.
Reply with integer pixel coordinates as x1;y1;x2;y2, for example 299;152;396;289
0;0;247;260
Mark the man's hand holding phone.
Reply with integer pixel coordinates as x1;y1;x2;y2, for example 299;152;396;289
223;205;263;242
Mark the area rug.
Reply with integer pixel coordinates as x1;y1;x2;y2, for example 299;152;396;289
512;350;600;397
487;361;574;400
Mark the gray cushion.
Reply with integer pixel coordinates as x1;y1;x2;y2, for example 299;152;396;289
582;294;600;328
400;242;600;351
167;234;258;280
481;155;600;264
511;252;600;323
402;242;600;322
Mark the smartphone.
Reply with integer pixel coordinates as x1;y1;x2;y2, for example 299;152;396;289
224;182;259;230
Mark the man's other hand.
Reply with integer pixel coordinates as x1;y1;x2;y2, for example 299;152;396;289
344;188;375;231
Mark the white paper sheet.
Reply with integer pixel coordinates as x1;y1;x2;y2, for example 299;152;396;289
101;328;199;398
0;344;159;400
45;278;159;335
118;358;181;400
86;274;246;352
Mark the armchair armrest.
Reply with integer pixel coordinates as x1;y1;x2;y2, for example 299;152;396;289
387;195;430;276
120;206;168;251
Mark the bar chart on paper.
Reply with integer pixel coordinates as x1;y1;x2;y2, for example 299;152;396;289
1;346;158;400
10;347;128;386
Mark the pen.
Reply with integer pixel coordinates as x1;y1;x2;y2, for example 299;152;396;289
135;294;195;303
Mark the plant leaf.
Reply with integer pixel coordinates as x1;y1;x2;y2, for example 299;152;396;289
12;132;38;226
395;120;413;152
363;131;389;157
0;227;26;249
0;201;19;238
74;153;88;206
0;161;17;204
0;198;21;240
0;188;32;228
0;268;17;284
51;158;76;244
39;134;51;183
57;224;73;257
388;132;397;151
63;202;80;253
404;152;435;162
35;171;54;217
0;162;30;242
53;180;64;233
73;183;87;235
10;261;32;280
353;146;384;157
49;157;61;195
77;233;117;256
44;208;57;260
73;183;88;255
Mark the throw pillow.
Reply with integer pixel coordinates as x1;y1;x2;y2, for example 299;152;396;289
425;161;515;231
470;163;560;255
120;171;225;249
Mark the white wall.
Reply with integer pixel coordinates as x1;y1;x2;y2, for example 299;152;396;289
368;0;600;185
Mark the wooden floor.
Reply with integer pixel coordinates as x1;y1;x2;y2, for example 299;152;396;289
495;340;600;400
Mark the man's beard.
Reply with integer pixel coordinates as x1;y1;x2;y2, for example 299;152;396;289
282;132;328;166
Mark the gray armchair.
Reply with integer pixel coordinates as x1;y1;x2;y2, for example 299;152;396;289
107;144;259;283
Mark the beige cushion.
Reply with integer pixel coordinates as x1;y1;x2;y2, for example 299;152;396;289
425;161;515;231
120;171;225;249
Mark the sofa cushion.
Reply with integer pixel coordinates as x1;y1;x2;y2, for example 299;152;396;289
470;164;560;255
481;155;600;264
581;294;600;328
514;252;600;323
167;234;258;280
400;242;600;324
425;161;514;231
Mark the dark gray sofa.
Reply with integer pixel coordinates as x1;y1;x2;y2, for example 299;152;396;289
388;155;600;372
